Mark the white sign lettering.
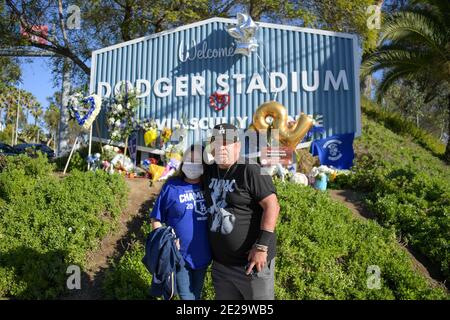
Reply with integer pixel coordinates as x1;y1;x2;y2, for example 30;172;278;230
97;70;349;99
178;40;235;62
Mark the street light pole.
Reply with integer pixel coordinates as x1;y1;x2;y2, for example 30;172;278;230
13;87;21;146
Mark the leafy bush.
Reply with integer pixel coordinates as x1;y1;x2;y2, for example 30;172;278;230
332;102;450;282
272;182;446;299
103;241;153;300
361;97;446;157
103;222;154;300
104;181;447;300
0;154;128;299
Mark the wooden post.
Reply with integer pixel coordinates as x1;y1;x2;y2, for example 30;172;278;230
95;120;104;154
87;125;93;170
123;136;128;167
63;136;79;175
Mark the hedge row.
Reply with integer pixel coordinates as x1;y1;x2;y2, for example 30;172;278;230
0;154;128;299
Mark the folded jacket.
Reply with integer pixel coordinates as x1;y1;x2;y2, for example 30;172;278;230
142;226;184;300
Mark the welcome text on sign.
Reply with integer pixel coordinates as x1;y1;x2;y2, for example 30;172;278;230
97;69;349;99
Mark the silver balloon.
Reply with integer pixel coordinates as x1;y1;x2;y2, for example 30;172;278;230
227;13;259;57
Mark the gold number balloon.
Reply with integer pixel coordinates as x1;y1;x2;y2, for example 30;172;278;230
251;101;314;149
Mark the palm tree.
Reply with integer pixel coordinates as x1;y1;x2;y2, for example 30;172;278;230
361;0;450;161
29;102;43;142
44;102;60;150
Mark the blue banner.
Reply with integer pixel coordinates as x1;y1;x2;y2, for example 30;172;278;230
311;133;355;169
128;133;138;165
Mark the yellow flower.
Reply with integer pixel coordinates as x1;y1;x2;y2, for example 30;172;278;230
161;127;172;143
144;128;158;146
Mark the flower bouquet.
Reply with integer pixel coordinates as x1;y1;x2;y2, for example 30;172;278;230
106;84;139;144
140;119;158;147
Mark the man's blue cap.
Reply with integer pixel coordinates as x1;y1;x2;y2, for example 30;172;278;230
210;123;240;144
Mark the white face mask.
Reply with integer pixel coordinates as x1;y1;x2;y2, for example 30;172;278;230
182;162;203;180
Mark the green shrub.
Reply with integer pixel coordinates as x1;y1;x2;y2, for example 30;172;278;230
103;241;153;300
334;101;450;281
0;154;129;299
103;222;154;300
361;97;446;157
335;106;450;282
273;182;447;299
104;181;447;300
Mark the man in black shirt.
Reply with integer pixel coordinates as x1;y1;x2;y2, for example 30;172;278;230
203;123;280;300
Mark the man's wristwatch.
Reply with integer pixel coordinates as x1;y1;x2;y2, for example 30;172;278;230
253;243;269;252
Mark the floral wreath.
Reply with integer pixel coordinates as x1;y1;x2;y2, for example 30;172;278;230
209;92;230;111
67;93;102;130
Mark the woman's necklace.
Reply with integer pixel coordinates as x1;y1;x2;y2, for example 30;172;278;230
217;162;235;181
216;163;236;204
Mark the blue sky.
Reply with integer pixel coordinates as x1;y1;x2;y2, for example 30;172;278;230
19;57;56;121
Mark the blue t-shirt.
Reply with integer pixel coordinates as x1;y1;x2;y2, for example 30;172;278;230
150;177;211;270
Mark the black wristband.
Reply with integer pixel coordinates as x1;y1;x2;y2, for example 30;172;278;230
256;230;274;247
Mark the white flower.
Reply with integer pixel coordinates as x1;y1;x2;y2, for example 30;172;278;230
126;103;131;109
115;120;121;127
113;147;120;152
68;227;73;232
68;97;79;107
115;104;123;112
108;117;115;125
111;130;121;140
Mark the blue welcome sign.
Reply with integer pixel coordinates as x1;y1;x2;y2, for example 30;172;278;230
90;17;361;152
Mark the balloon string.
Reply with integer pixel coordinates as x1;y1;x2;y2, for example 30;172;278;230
255;51;278;101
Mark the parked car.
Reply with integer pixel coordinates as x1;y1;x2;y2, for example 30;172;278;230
13;143;56;159
0;143;19;156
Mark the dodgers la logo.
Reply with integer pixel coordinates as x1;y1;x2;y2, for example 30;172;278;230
323;139;343;161
194;199;207;216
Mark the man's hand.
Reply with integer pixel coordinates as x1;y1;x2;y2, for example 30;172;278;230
246;248;268;275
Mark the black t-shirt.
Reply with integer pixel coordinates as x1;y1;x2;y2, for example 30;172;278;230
203;160;277;266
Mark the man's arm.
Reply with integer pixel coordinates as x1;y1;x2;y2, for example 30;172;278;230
259;193;280;232
246;193;280;274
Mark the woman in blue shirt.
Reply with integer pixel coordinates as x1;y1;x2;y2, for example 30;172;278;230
150;144;211;300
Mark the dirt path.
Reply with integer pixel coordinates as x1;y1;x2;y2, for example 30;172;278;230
328;189;448;291
63;178;163;300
